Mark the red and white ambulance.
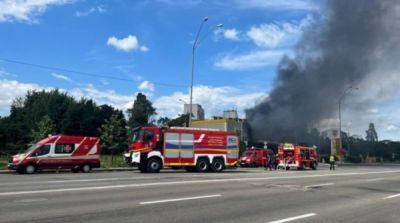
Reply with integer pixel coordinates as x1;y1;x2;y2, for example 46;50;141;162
277;143;318;170
124;126;239;173
8;135;100;174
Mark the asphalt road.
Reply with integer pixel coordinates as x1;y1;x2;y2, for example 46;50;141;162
0;165;400;223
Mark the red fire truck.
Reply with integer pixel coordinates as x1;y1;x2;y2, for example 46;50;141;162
277;143;318;170
239;147;274;167
124;126;239;173
8;135;100;174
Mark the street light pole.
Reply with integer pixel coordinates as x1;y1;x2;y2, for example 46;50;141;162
188;18;223;127
338;86;358;155
189;17;208;127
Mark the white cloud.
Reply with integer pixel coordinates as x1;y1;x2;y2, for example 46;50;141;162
215;49;289;71
214;15;312;71
215;28;241;41
154;85;266;118
74;5;105;17
51;72;70;81
138;80;155;92
0;79;45;115
0;67;16;78
107;35;149;53
235;0;318;11
70;84;135;111
0;0;73;23
140;45;149;52
107;35;139;52
386;124;399;132
247;16;312;49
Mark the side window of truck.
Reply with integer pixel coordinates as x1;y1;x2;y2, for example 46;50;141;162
55;144;75;154
31;144;51;157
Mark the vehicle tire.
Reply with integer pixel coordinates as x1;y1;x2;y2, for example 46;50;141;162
25;165;36;174
184;166;196;172
146;158;162;173
196;158;210;172
71;166;80;173
210;159;224;172
81;164;91;173
311;162;317;170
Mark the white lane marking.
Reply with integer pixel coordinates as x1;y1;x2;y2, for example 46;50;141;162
267;213;317;223
383;193;400;199
47;176;155;183
1;170;400;196
305;183;334;188
139;194;221;205
365;178;386;182
14;198;48;203
0;176;157;186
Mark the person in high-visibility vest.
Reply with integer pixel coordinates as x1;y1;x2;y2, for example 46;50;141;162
329;154;336;170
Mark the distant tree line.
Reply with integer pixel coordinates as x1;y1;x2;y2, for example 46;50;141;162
1;90;399;163
0;90;188;155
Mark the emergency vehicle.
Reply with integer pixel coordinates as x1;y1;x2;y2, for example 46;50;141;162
8;135;100;174
124;126;239;173
277;143;318;170
239;147;274;167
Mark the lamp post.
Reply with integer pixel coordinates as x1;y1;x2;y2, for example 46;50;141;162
188;17;223;126
338;86;358;155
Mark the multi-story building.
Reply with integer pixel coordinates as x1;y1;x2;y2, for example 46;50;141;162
190;110;248;144
183;104;205;120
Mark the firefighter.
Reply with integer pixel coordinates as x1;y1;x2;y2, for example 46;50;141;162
329;154;336;170
265;153;271;170
265;153;275;171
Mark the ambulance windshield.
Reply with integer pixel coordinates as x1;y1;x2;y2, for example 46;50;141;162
25;143;38;154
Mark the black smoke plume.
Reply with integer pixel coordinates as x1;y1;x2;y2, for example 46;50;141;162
246;0;400;142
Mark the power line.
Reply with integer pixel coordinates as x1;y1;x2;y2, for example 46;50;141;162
0;58;188;88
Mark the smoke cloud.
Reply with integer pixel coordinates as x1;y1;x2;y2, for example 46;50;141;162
246;0;400;142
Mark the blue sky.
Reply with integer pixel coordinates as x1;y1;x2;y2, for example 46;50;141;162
0;0;399;140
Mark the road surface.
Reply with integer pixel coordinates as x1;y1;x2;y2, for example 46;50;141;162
0;165;399;223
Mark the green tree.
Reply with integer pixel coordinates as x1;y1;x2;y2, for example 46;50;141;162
167;114;189;127
157;117;171;126
366;123;378;142
30;115;55;142
127;93;156;131
99;113;128;165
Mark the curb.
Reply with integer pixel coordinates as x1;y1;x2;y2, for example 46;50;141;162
0;167;135;174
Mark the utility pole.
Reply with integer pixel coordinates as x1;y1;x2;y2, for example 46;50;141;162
338;86;358;156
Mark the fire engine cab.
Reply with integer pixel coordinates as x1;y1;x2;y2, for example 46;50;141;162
239;147;274;167
8;135;100;174
124;126;239;173
277;143;318;170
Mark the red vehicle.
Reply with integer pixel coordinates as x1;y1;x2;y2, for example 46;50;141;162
8;135;100;174
277;143;318;170
124;126;239;173
239;147;274;167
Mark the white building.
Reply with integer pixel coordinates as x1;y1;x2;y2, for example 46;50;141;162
183;104;205;120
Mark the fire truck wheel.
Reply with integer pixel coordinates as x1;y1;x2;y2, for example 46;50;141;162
211;159;224;172
311;162;317;170
196;158;210;172
25;165;36;174
81;164;91;173
146;158;162;173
